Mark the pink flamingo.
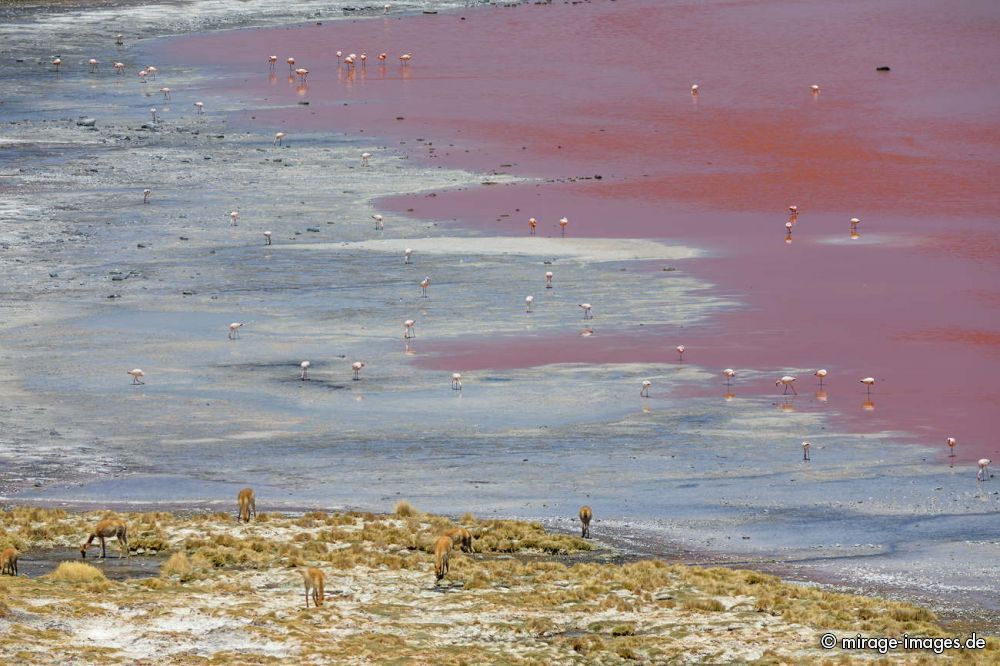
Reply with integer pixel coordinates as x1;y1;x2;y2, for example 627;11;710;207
300;361;310;380
802;441;811;461
675;345;685;361
776;376;797;395
860;377;875;394
946;437;956;457
127;368;145;385
640;380;652;398
525;296;534;312
452;373;462;391
228;322;243;340
545;272;553;289
420;277;430;297
579;303;592;319
814;369;827;386
352;361;365;380
143;189;151;204
264;231;272;245
274;132;286;146
404;319;415;339
723;368;736;385
977;458;991;482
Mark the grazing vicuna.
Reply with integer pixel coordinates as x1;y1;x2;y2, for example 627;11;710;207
443;527;474;553
301;567;325;608
434;536;453;582
579;506;593;539
238;488;256;523
0;547;18;576
81;518;129;559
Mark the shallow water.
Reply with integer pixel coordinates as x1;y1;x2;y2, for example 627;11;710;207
0;0;997;627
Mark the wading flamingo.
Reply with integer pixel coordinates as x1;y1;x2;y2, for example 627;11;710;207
690;83;699;94
274;132;286;146
399;53;413;65
52;58;62;71
138;69;147;82
579;303;592;319
352;361;365;380
947;437;956;456
860;377;875;394
977;458;991;482
525;295;534;312
228;322;243;340
378;53;387;64
336;51;342;63
676;345;685;361
149;108;157;122
128;368;145;385
88;58;99;72
404;319;415;339
815;369;827;386
194;101;204;114
559;217;568;235
545;271;553;289
146;66;158;79
360;53;367;68
300;361;310;380
113;62;125;74
295;68;308;83
143;188;151;203
268;55;278;70
264;231;272;245
229;210;239;226
776;376;797;394
723;368;736;385
116;34;124;46
420;277;430;297
287;57;295;72
372;214;384;230
802;441;811;460
452;373;462;390
810;84;821;94
160;87;171;100
640;380;652;397
850;217;861;231
361;152;372;165
404;248;412;264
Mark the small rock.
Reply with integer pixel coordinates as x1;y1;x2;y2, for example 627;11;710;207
298;101;310;105
876;66;891;71
76;118;97;127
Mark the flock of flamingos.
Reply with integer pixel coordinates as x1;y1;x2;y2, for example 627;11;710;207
8;25;992;606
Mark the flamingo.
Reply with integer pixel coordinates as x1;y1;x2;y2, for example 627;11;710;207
946;437;956;456
404;248;412;264
420;277;430;297
545;271;553;289
723;368;736;385
127;368;145;385
52;58;62;72
143;188;151;204
559;217;568;235
372;214;384;230
360;53;367;68
788;205;798;215
810;84;821;94
452;373;462;391
776;376;797;394
300;361;310;380
850;217;861;231
344;56;355;69
361;152;372;166
579;303;592;319
194;101;204;114
116;34;124;46
228;322;243;340
352;361;365;380
138;69;147;82
295;68;308;83
675;345;685;361
160;87;171;100
336;51;342;63
529;217;537;235
404;319;415;339
802;441;811;461
399;53;413;65
690;83;699;94
384;4;390;13
860;377;875;394
149;108;158;122
814;369;827;386
146;66;158;79
229;211;239;226
640;380;652;398
378;53;387;64
287;57;295;72
525;295;534;312
88;58;100;72
268;55;278;70
274;132;286;146
977;458;991;481
113;62;125;74
264;231;272;245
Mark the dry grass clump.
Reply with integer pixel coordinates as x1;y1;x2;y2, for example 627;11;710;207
47;561;107;584
475;519;592;554
394;500;418;518
161;552;193;580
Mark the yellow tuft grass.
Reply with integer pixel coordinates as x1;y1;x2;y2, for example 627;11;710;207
394;500;418;518
47;562;107;583
161;552;193;580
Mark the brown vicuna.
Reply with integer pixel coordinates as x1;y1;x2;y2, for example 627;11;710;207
81;518;129;558
579;505;592;539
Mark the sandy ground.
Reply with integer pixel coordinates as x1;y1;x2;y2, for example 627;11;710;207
0;0;997;643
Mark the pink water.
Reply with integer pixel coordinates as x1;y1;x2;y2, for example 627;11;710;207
164;0;1000;460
